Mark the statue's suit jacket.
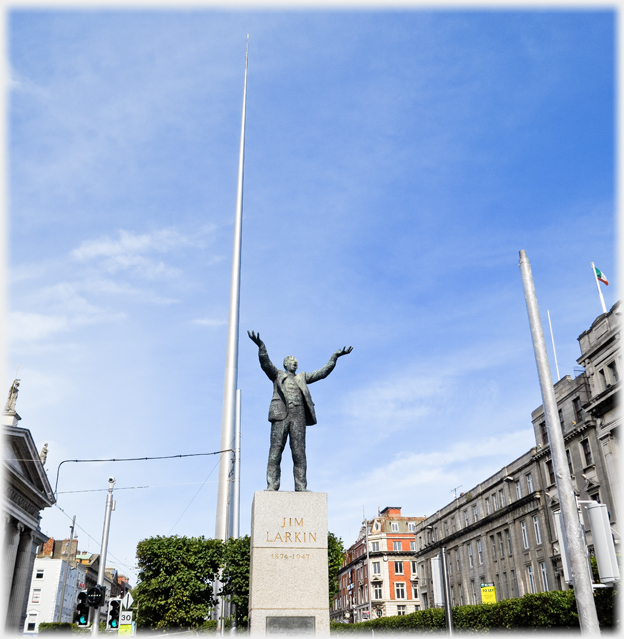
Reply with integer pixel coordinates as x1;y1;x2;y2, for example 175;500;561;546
258;345;336;426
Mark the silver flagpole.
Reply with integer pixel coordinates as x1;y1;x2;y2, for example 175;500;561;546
215;35;249;543
519;250;600;635
590;262;608;314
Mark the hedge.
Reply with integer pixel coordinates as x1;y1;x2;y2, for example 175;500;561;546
330;588;617;633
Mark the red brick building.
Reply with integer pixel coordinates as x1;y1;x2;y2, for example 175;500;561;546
331;507;426;623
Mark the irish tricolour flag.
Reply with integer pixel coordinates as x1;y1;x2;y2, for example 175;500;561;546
595;266;609;286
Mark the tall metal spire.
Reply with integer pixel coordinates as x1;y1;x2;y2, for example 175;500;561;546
215;35;249;542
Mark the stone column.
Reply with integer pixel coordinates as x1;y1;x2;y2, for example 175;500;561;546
2;519;23;627
6;527;37;632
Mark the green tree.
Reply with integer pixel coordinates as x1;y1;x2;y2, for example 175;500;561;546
328;532;345;605
220;535;251;628
134;535;223;630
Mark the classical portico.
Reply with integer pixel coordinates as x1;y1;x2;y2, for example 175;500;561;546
3;380;55;633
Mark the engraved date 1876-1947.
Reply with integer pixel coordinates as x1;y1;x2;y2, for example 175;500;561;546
271;553;310;560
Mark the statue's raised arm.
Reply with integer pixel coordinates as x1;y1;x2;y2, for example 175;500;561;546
305;346;353;384
248;330;279;382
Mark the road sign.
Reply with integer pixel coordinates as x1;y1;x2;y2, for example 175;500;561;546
118;626;131;636
121;611;133;625
122;592;134;610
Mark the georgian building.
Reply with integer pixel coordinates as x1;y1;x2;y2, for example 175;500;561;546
332;507;426;623
3;380;55;633
414;450;555;608
532;300;619;584
413;303;619;609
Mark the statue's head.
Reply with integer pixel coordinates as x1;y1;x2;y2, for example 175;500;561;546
283;356;298;373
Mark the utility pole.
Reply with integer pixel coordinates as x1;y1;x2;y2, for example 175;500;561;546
91;478;116;636
363;512;372;622
440;548;453;636
56;516;76;622
519;250;600;635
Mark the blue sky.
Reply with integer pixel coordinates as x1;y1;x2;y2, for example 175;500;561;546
7;9;615;581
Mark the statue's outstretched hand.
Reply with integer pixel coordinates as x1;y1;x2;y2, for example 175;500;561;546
334;346;353;358
248;330;265;348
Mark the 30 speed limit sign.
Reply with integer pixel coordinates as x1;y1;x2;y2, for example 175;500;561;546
120;611;133;625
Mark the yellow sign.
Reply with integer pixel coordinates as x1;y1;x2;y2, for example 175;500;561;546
480;583;496;604
117;626;132;636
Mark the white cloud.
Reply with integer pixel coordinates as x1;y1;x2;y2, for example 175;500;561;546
191;318;227;327
327;429;535;545
71;227;212;279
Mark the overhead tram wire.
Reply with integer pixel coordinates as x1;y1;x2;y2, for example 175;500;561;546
168;455;222;535
53;503;137;578
53;449;234;497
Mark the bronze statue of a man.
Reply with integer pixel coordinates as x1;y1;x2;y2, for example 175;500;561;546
248;331;352;492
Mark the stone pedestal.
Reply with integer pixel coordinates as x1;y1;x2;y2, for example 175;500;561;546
249;491;329;635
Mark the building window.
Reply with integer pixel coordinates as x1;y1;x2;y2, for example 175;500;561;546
393;541;402;551
459;583;464;605
373;562;381;574
527;565;536;594
485;498;491;515
451;517;456;532
456;549;460;571
533;516;542;545
515;481;522;499
394;561;404;574
32;589;41;604
477;539;483;564
468;543;474;567
539;421;548;445
395;583;406;599
391;522;399;532
470;580;477;604
511;570;517;597
411;561;417;575
433;527;438;541
492;494;498;511
35;569;44;579
448;555;452;576
599;368;607;390
497;532;505;558
26;614;37;632
539;562;549;591
397;605;406;615
545;459;555;485
572;397;582;423
526;473;534;493
503;572;510;599
464;510;469;527
608;361;619;383
566;449;574;475
505;529;512;556
473;505;479;522
490;535;497;560
408;522;415;532
413;584;418;598
581;439;593;467
410;541;416;551
374;584;382;599
443;521;449;537
450;585;455;606
521;521;529;549
371;541;379;552
558;409;565;431
499;489;506;507
418;536;423;550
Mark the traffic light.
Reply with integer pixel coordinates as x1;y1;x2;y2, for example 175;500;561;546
107;598;122;629
76;591;89;627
